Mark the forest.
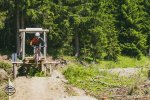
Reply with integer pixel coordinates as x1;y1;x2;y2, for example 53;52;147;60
0;0;150;61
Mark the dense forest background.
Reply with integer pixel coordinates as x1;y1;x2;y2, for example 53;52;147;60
0;0;150;61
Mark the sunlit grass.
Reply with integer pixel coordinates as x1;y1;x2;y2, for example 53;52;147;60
97;56;150;68
0;82;8;100
63;62;148;97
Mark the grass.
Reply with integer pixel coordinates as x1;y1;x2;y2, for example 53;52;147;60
61;56;77;62
0;90;8;100
0;61;11;100
93;56;150;68
0;81;8;100
0;61;11;70
63;60;149;98
62;55;150;69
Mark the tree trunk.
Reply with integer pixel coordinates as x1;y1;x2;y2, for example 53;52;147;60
149;48;150;56
92;49;96;63
75;32;80;57
16;0;20;54
21;10;24;29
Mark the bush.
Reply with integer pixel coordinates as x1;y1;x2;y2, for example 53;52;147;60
0;61;11;70
28;67;45;77
35;71;45;77
122;43;142;59
28;67;37;76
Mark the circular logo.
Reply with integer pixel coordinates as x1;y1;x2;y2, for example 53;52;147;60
4;85;16;96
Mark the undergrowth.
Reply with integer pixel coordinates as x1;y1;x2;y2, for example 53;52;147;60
0;61;11;70
18;65;45;77
63;56;150;68
0;61;10;100
0;90;8;100
0;81;8;100
63;63;148;98
28;67;45;77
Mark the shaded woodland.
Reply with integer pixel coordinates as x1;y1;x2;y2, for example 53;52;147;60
0;0;150;61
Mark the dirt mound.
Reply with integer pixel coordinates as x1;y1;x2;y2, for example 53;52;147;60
11;70;97;100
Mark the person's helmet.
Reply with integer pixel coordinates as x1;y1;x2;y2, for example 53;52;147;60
35;32;40;37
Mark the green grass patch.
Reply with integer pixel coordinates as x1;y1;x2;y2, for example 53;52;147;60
97;56;150;68
62;56;78;62
62;56;150;98
0;90;8;100
63;63;147;97
0;82;8;100
0;61;11;70
62;56;150;69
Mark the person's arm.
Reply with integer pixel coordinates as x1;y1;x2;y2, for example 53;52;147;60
40;37;45;46
30;41;32;45
30;38;34;45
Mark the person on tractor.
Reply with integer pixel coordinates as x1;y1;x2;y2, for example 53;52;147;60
30;32;45;59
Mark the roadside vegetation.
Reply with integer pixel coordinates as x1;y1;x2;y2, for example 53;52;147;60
0;89;8;100
0;61;11;70
96;56;150;68
63;56;150;99
63;55;150;68
0;61;11;100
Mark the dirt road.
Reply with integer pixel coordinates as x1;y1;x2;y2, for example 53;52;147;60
11;70;96;100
